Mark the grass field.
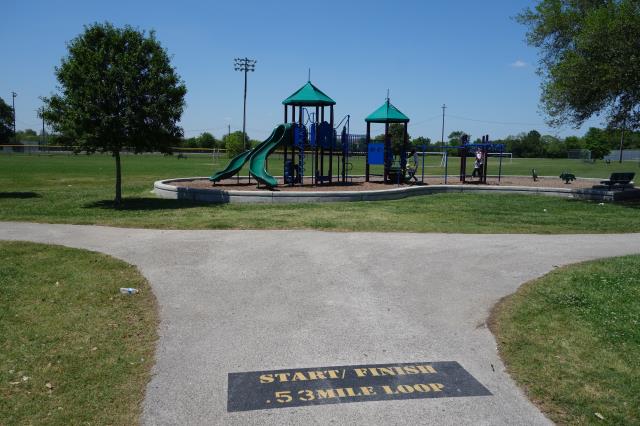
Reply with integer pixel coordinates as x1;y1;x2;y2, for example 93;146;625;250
0;153;639;232
0;241;158;425
490;255;640;425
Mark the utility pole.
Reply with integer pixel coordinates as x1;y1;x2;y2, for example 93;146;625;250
11;92;17;144
619;120;626;163
440;104;447;146
42;109;46;147
234;57;256;151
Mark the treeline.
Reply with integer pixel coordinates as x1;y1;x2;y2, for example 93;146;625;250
415;127;640;159
493;128;640;159
180;131;261;156
7;128;260;157
10;125;640;160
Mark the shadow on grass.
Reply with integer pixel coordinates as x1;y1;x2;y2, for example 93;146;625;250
618;201;640;210
0;191;41;199
84;197;213;211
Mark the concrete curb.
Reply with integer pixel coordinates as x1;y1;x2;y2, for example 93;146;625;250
153;177;639;204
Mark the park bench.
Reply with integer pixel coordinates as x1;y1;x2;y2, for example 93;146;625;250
559;171;576;184
600;172;635;190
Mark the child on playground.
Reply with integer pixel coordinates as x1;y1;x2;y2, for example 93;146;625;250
472;149;483;178
407;148;419;183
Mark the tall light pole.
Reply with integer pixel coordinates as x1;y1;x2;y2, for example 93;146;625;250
11;92;17;143
234;57;256;151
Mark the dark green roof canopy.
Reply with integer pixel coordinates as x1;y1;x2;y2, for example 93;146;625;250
365;100;410;123
282;81;336;106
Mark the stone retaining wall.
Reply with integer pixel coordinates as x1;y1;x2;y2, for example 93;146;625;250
153;177;639;204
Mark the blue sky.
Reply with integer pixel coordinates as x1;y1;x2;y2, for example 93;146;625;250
2;0;601;141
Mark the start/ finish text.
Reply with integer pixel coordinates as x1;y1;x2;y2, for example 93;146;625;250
227;361;492;412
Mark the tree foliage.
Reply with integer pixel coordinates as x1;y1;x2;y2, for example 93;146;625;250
373;123;411;154
15;129;40;142
197;132;216;149
412;136;431;148
448;131;468;146
519;0;640;130
41;22;186;205
0;97;13;145
183;132;218;149
222;131;249;157
583;127;613;159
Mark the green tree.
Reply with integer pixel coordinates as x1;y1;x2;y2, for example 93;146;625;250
222;131;249;157
412;136;431;149
374;123;411;154
504;131;545;158
518;0;640;132
583;127;611;160
389;123;410;153
183;137;198;149
41;22;186;206
448;130;468;146
0;97;13;145
16;129;39;142
542;135;566;158
564;136;585;151
522;130;544;158
197;132;216;149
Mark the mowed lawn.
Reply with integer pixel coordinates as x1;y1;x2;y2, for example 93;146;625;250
0;241;157;425
0;153;639;233
491;255;640;425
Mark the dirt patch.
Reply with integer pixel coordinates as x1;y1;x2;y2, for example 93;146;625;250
173;176;597;192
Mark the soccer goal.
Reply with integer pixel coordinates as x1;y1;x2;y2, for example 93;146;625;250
487;152;513;163
417;151;447;167
567;149;592;162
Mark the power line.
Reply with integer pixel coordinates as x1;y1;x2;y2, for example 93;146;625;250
183;126;229;133
447;114;545;126
411;114;442;127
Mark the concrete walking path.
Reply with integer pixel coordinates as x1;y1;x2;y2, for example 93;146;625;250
1;222;638;425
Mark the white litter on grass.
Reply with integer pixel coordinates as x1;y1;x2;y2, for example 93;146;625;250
543;209;548;212
119;287;139;295
599;203;605;206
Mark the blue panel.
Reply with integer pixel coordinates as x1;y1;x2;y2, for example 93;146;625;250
368;143;385;165
309;123;316;147
318;122;332;149
294;125;306;148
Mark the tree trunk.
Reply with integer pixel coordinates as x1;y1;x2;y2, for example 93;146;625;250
114;150;122;208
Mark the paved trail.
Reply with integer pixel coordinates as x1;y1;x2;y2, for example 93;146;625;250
1;222;638;425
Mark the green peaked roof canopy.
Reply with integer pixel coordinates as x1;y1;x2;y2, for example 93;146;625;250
282;81;336;106
365;100;410;123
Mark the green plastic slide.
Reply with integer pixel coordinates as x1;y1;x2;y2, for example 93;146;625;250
249;123;293;188
209;150;252;182
209;127;279;182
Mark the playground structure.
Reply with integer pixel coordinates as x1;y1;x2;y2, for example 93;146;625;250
210;80;353;188
364;99;410;184
209;78;506;188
